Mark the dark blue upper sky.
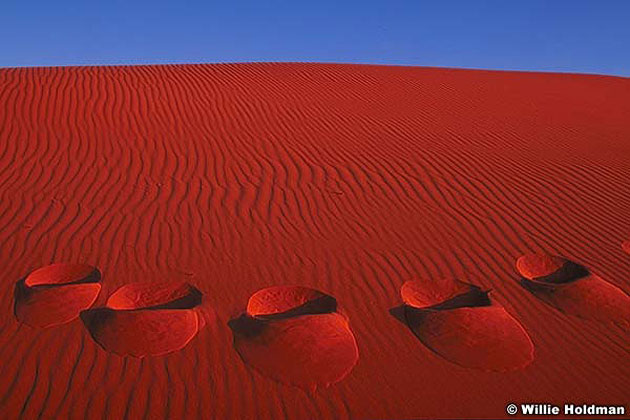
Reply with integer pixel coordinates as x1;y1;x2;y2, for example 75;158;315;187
2;0;629;76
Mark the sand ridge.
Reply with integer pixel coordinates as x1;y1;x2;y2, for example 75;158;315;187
1;63;630;418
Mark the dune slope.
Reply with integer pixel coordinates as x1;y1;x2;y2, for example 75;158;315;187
1;63;629;419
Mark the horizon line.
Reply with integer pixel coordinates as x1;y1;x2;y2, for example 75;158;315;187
1;60;627;79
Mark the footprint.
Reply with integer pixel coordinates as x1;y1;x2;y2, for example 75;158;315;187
516;253;630;323
395;277;534;371
14;263;101;328
229;286;358;390
81;281;202;357
246;285;337;318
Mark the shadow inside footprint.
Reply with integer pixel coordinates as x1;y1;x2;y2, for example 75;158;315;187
246;285;338;319
394;278;534;371
81;281;202;357
14;263;101;328
229;286;358;390
516;253;630;324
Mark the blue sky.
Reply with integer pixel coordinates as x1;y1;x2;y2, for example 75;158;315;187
2;0;629;76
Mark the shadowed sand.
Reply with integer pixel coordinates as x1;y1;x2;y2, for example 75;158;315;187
247;285;338;319
14;263;101;328
393;278;534;371
516;253;630;324
82;281;203;357
230;286;358;390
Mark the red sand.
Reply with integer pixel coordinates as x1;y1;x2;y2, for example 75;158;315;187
246;285;334;317
1;63;630;418
14;263;101;328
517;253;630;324
82;307;200;358
399;278;533;371
80;281;203;357
232;312;359;391
106;281;201;310
232;286;357;389
400;276;479;308
404;302;534;371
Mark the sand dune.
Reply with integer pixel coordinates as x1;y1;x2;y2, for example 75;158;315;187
1;63;629;418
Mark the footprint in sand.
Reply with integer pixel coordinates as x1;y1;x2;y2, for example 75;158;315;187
81;281;203;357
394;277;534;371
516;253;630;324
14;263;101;328
229;286;359;390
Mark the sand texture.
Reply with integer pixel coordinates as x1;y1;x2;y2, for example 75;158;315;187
1;63;629;419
